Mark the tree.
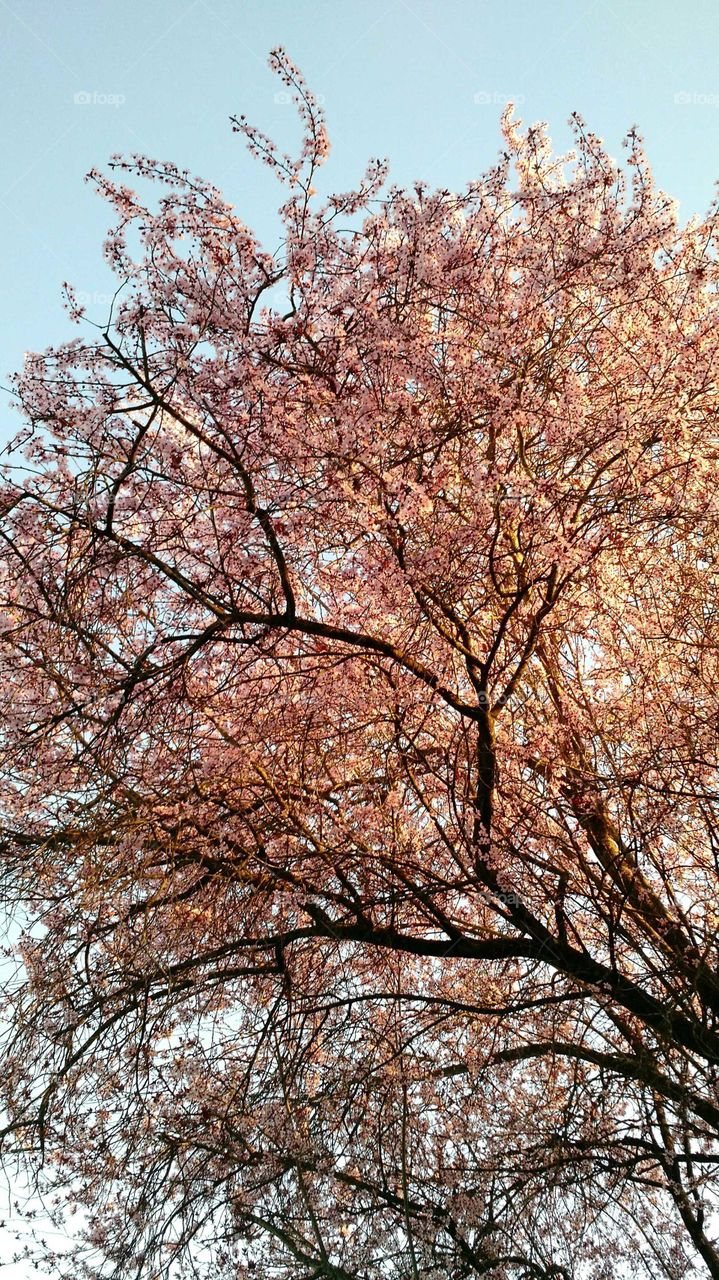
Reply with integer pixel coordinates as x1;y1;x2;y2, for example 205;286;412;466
2;44;719;1279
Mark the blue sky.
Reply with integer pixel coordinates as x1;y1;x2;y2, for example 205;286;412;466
2;0;719;426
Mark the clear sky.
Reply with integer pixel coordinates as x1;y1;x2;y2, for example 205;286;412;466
2;0;719;426
0;0;719;1271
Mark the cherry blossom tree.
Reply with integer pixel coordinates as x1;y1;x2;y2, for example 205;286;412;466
3;46;719;1280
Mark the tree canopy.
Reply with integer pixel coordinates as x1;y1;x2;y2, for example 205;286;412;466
3;46;719;1280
